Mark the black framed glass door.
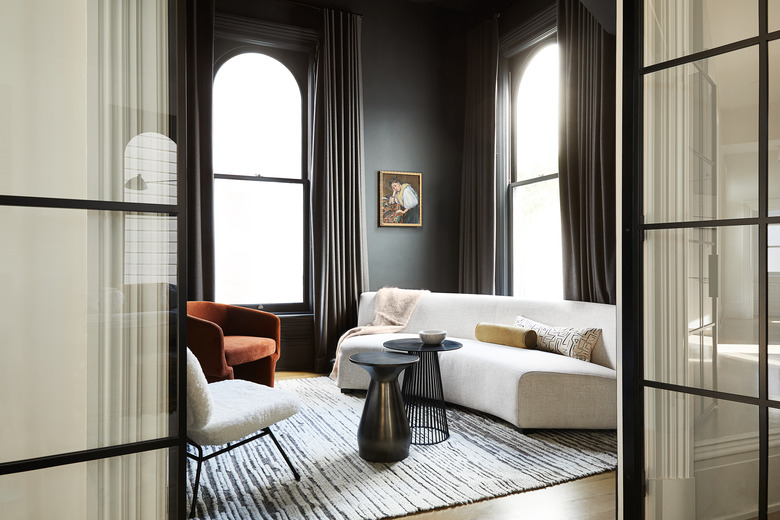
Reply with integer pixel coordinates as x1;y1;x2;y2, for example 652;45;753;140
0;1;186;518
623;1;780;518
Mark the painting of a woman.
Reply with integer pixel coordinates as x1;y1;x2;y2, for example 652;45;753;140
379;171;422;227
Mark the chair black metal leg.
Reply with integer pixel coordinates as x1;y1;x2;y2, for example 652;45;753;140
186;428;300;517
189;444;204;519
265;427;301;481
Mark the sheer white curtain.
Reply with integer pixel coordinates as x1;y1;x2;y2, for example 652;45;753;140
89;0;173;517
643;1;695;516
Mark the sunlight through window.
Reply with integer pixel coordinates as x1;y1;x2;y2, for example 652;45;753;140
512;43;563;300
213;52;305;305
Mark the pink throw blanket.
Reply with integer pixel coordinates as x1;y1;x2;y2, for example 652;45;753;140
329;287;428;379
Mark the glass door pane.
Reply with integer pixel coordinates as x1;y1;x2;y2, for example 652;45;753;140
644;227;758;397
644;0;758;66
643;47;758;224
0;449;172;520
0;207;175;462
770;41;780;205
0;0;174;203
0;1;179;518
639;2;778;518
771;0;780;32
645;389;760;519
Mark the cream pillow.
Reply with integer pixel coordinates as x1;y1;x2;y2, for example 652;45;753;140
514;315;601;362
475;322;537;349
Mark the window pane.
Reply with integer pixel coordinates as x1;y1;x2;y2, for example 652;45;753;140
213;53;301;179
0;449;171;520
644;227;758;398
511;179;563;299
644;47;758;224
644;0;758;66
0;207;174;463
644;388;759;520
215;179;304;304
515;44;559;181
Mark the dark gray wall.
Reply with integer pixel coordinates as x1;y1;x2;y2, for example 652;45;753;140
360;3;466;292
217;0;468;294
499;0;615;35
213;0;615;297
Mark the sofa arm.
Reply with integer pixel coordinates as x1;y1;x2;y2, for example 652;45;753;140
186;315;233;382
224;306;281;357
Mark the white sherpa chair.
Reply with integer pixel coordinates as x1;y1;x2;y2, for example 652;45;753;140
186;348;301;518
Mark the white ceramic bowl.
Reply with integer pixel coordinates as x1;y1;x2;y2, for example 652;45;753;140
419;329;447;345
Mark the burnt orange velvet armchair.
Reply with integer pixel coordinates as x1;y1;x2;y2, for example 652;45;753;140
187;301;281;387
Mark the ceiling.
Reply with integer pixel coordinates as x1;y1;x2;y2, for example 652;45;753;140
405;0;503;13
405;0;616;34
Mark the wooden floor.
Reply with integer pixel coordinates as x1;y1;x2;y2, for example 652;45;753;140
276;372;617;520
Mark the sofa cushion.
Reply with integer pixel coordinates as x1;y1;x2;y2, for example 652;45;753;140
514;315;601;362
475;322;537;349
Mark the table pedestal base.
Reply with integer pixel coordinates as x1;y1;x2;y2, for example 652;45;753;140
350;352;419;462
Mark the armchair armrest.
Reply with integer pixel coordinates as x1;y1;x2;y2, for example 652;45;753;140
187;315;233;381
224;306;281;358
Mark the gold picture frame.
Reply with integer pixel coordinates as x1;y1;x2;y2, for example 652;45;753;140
378;171;422;227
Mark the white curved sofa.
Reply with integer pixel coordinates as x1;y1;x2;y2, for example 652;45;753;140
334;291;617;430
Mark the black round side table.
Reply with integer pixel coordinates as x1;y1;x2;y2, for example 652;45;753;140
349;351;419;462
383;338;463;445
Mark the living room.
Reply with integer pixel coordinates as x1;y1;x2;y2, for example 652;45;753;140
3;0;780;519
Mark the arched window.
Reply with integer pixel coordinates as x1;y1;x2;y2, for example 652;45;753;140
213;52;309;308
510;43;563;299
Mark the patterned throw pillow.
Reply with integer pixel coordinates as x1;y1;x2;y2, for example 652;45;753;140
514;315;601;362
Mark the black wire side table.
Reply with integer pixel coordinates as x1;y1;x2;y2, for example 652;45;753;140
383;338;463;445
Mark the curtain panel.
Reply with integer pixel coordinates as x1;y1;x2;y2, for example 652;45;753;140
186;0;216;302
311;9;369;373
558;0;617;304
459;18;499;295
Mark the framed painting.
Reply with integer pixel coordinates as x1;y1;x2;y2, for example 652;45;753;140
378;171;422;227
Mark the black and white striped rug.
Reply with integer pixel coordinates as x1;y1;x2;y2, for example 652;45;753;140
187;377;616;519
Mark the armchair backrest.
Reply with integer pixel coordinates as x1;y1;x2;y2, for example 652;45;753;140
187;301;229;327
186;348;214;430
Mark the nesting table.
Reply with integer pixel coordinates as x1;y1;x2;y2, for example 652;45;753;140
383;338;463;445
349;351;419;462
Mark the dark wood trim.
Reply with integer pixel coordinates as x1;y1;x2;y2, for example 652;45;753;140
215;13;318;53
277;314;315;371
498;5;556;58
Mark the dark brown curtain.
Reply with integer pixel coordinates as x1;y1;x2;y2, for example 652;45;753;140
558;0;616;304
312;9;369;373
186;0;216;302
459;17;499;295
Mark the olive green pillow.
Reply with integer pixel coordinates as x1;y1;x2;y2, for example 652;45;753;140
475;322;537;349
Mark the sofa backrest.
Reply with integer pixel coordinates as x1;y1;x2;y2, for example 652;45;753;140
357;291;617;371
